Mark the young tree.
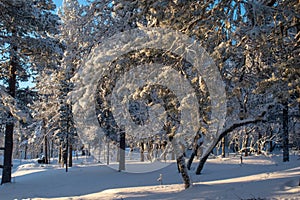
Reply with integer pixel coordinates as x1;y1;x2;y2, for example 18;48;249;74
33;69;62;164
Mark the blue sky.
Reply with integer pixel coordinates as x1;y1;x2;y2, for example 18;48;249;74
53;0;87;9
53;0;63;9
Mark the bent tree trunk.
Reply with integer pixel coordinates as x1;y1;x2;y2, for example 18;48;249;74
187;147;198;170
194;117;266;175
195;153;209;175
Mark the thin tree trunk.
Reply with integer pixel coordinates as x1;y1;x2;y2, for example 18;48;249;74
119;127;125;171
24;144;27;160
221;137;226;158
171;149;175;160
50;139;54;159
269;127;274;152
257;132;262;155
196;153;209;175
195;116;267;175
187;148;197;170
43;120;48;164
106;140;109;165
59;144;62;164
282;101;289;162
1;43;17;184
140;141;144;162
243;129;249;156
69;144;72;167
187;133;202;170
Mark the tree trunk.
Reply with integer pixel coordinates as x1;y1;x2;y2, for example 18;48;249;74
171;149;175;160
106;140;109;165
187;148;197;170
50;139;54;159
243;130;249;156
195;116;267;175
24;144;27;160
119;127;125;171
269;127;274;152
59;144;62;164
1;123;14;185
221;137;226;158
169;136;191;188
257;132;262;155
116;145;119;162
282;101;289;162
187;133;202;170
140;141;144;162
69;144;72;167
44;127;49;164
1;44;17;184
177;155;190;189
196;153;209;175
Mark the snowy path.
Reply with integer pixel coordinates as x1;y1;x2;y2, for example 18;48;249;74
0;155;299;200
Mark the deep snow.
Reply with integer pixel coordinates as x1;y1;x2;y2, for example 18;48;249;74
0;153;299;200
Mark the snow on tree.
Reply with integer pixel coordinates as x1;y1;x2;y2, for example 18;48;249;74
62;0;299;189
241;0;300;162
0;0;60;184
58;0;140;164
33;69;63;164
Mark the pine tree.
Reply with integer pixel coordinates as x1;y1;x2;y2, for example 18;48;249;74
34;69;62;164
0;0;60;184
57;0;83;169
60;0;299;188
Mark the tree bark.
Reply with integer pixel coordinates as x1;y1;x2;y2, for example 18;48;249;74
1;44;17;184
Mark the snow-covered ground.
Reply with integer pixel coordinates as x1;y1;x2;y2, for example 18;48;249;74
0;153;299;200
